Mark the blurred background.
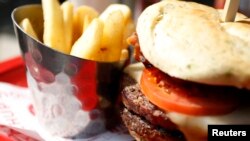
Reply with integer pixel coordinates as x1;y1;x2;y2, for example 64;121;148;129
0;0;249;63
0;0;38;61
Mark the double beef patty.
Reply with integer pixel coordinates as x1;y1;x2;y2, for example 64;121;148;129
120;74;186;141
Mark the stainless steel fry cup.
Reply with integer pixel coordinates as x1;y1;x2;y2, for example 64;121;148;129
12;4;127;139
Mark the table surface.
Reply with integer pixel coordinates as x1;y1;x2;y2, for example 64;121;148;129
0;33;21;63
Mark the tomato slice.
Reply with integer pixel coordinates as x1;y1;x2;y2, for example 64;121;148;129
140;68;242;115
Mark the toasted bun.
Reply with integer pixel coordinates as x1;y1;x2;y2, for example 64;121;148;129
137;0;250;88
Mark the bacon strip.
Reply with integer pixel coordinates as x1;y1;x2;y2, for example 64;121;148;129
127;32;152;68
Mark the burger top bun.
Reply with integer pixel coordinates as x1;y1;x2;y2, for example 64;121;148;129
137;0;250;89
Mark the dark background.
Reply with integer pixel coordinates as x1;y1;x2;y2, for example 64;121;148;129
0;0;40;34
0;0;216;34
0;0;65;34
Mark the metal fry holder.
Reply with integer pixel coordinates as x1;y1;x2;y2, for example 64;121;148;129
12;4;126;139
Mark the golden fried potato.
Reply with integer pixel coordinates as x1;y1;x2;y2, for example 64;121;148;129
42;0;68;53
120;48;129;61
99;10;125;62
83;15;91;32
70;18;104;60
19;18;38;40
61;1;74;53
122;19;135;49
100;4;135;50
73;6;99;43
99;4;132;23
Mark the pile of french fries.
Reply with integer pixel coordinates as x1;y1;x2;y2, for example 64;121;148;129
19;0;135;62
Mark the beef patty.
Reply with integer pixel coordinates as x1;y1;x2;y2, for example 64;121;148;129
120;74;186;141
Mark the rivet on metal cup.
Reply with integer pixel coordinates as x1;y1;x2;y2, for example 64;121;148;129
11;4;127;139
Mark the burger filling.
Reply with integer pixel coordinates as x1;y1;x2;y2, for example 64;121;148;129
126;33;250;141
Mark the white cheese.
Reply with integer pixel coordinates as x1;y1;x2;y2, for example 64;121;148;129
167;105;250;141
123;62;144;83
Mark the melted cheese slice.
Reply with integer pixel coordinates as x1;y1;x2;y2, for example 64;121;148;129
167;105;250;141
124;63;250;141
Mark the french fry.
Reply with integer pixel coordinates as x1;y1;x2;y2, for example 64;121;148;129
19;18;39;40
99;4;131;23
83;15;91;32
122;19;135;49
100;4;135;49
42;0;68;53
99;10;125;62
73;6;99;43
70;18;104;60
120;49;129;61
61;1;74;53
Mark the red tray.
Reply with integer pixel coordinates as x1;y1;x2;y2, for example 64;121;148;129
0;135;14;141
0;56;27;87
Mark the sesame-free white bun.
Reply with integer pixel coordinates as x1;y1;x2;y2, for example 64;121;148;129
137;0;250;88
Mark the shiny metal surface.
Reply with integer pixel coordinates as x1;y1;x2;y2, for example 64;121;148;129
12;4;126;139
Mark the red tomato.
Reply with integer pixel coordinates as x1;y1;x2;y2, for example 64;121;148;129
140;68;242;115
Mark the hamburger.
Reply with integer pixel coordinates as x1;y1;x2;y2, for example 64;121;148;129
119;0;250;141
